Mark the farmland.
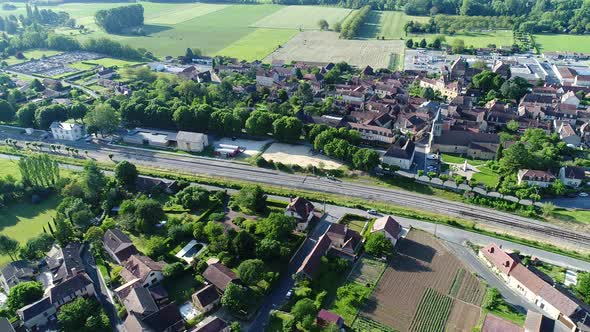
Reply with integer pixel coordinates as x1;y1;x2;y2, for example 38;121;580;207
533;34;590;53
360;11;429;39
410;30;515;48
251;5;353;30
264;31;404;69
355;230;485;332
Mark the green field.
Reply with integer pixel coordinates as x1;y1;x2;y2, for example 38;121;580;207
251;5;352;30
4;49;62;65
533;34;590;53
360;11;429;39
412;30;514;48
215;28;297;61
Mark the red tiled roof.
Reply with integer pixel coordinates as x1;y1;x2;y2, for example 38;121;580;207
480;243;518;275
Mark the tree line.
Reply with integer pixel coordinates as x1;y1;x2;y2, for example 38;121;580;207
339;5;371;39
95;4;144;34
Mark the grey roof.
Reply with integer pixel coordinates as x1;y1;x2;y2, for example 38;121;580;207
125;286;159;315
17;296;53;321
384;139;415;160
176;131;206;142
192;284;219;308
0;260;36;289
0;317;16;332
433;131;500;147
49;273;93;304
203;263;238;291
562;166;585;180
47;243;84;284
103;228;138;261
190;316;228;332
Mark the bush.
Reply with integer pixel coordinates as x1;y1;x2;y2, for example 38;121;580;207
163;262;185;278
208;212;225;222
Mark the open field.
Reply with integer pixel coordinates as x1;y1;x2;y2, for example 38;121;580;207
264;31;403;69
251;5;352;30
533;34;590;53
446;300;482;332
261;142;343;170
554;209;590;225
215;28;297;61
357;230;484;331
360;11;429;39
411;30;514;49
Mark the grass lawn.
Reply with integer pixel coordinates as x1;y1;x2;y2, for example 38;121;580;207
441;153;487;166
360;10;429;39
412;30;514;48
83;57;144;68
69;62;97;71
533;34;590;53
472;165;500;188
163;270;201;303
267;311;294;332
4;49;62;65
553;209;590;224
0;157;22;179
251;5;353;30
367;174;463;202
533;261;565;284
0;195;61;266
339;214;369;234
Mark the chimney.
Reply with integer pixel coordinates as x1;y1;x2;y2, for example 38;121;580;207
489;247;494;253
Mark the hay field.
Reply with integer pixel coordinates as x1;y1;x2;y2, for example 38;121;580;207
251;5;353;30
261;143;343;170
264;31;404;68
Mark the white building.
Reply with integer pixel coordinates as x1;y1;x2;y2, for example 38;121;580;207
517;169;556;188
559;166;585;188
50;122;84;141
382;139;415;170
176;131;208;152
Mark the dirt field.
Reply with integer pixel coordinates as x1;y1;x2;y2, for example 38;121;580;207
446;300;482;332
263;31;404;69
261;143;343;169
358;230;484;332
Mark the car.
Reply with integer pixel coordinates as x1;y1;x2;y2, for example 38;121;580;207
285;289;293;299
426;154;439;160
367;209;378;215
579;192;589;197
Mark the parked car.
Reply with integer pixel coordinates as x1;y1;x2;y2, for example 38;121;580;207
367;209;378;215
286;289;293;300
579;192;589;197
426;154;439;160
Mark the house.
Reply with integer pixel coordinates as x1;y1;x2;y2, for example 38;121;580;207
203;262;239;292
135;176;179;195
189;316;229;332
50;121;84;141
285;197;316;231
371;215;403;247
481;313;523;332
16;297;56;330
524;310;555;332
0;317;16;332
117;255;166;297
0;260;37;293
46;243;85;285
296;223;362;279
561;91;580;108
382;139;415;170
192;284;220;313
517;169;556;188
96;66;116;79
123;128;177;148
316;309;344;329
559;166;585;188
347;122;395;144
429;130;500;160
176;131;208;153
49;273;96;307
123;286;185;332
558;122;581;146
478;243;518;281
103;228;139;264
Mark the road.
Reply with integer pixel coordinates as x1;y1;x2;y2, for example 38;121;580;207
80;245;123;331
5;70;99;98
1;133;589;252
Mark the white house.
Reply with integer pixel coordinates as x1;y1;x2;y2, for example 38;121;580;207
559;166;585;188
50;121;84;141
517;169;556;188
176;131;208;153
382;139;415;170
371;216;403;247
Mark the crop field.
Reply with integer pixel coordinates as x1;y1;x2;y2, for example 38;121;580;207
409;288;454;332
251;5;353;30
265;31;404;69
456;272;486;305
356;230;484;332
360;11;429;39
533;34;590;53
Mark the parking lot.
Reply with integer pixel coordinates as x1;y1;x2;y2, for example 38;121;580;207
6;51;102;77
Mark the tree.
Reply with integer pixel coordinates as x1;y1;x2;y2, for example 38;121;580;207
234;185;267;213
245;111;275;136
0;99;15;123
365;232;394;257
352;148;380;171
541;202;555;217
0;235;19;261
419;38;427;48
84;226;104;244
20;233;54;260
232;230;256;259
185;47;194;59
551;180;566;196
221;282;252;315
272;116;303;142
451;39;465;54
291;298;317;323
114;160;138;188
256;213;295;241
16;103;37;127
18;154;60;189
84;103;120;136
333;21;341;32
120;197;165;233
506;119;519;132
30;79;45;92
318;19;329;30
7;281;43;312
57;297;110;332
68;102;88;122
163;262;184;278
173;186;210;211
237;259;265;286
405;38;414;48
576;272;590;304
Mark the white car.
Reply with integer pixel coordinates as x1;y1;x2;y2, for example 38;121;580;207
579;192;589;197
367;209;378;215
426;154;439;160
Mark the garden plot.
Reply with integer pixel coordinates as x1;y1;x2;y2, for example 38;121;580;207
264;31;404;69
261;143;343;170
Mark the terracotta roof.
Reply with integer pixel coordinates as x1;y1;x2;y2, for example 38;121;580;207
524;310;554;332
510;264;546;294
537;284;580;317
121;255;165;284
480;243;518;275
286;197;315;222
297;234;332;277
518;169;556;182
372;215;402;239
482;314;523;332
202;263;238;291
317;309;343;324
